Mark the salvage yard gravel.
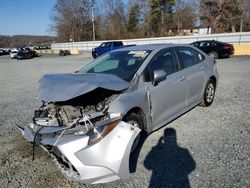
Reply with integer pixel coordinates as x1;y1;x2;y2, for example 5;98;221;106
0;54;249;187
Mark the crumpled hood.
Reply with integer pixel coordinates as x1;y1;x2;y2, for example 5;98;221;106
39;73;129;102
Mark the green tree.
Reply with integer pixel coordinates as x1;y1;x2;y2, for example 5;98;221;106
149;0;175;37
127;4;141;33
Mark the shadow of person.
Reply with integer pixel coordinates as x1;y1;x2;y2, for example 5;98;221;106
144;128;196;188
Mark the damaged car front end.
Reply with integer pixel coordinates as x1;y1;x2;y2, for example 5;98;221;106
18;44;218;184
19;50;151;184
20;74;141;184
22;116;140;184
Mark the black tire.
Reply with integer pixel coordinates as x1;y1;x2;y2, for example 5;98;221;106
201;79;216;107
124;112;145;153
208;51;219;59
92;53;98;59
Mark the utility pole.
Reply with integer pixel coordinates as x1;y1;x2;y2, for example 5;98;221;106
159;2;165;36
91;0;95;41
208;1;212;34
161;8;164;35
240;17;243;32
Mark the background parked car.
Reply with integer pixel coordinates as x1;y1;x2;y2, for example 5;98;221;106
10;49;19;59
91;41;135;58
59;50;71;56
10;48;39;60
190;40;234;59
16;50;33;60
31;50;39;57
0;49;9;55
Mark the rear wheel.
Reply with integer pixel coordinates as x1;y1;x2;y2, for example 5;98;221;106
208;51;219;59
124;112;145;153
201;79;216;107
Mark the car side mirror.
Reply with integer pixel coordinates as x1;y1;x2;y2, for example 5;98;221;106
153;70;167;86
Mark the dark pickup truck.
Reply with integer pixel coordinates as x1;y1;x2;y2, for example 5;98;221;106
92;41;134;58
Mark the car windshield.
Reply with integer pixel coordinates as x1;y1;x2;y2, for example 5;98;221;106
79;50;151;82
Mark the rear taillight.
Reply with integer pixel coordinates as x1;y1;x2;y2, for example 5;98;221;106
223;45;231;50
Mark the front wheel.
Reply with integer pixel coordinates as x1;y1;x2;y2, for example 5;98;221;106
124;113;144;153
201;79;216;107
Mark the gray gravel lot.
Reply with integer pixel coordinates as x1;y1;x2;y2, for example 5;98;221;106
0;54;249;188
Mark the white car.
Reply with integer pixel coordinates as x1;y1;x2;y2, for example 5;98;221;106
10;49;19;59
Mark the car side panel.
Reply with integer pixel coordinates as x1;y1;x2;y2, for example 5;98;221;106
184;62;206;107
144;70;186;131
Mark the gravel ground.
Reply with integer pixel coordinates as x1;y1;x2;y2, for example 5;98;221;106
0;54;249;188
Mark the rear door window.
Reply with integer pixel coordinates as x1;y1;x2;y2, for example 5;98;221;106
114;42;123;47
199;42;208;47
176;47;205;69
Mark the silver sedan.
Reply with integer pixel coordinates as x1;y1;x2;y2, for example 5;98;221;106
20;44;218;184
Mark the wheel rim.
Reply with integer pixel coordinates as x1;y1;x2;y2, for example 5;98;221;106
206;83;215;103
127;120;140;153
209;52;218;59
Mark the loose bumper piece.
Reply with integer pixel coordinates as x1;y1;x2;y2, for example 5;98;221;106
20;121;140;184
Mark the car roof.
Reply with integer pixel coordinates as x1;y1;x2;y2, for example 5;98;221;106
194;40;226;44
103;41;122;43
113;44;179;52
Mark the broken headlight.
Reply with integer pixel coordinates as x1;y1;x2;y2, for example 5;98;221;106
86;118;121;145
95;101;106;112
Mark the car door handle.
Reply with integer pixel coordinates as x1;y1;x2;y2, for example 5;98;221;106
179;76;186;81
200;66;204;70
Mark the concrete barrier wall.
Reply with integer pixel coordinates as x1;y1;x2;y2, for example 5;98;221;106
36;49;59;54
233;45;250;56
38;45;250;56
36;49;80;55
51;32;250;54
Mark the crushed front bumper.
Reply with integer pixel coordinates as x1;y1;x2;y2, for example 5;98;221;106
20;121;140;184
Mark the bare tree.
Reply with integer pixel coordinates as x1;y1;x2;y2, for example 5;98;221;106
101;0;127;39
200;0;242;33
49;0;249;42
51;0;93;42
0;35;56;48
174;0;197;35
239;0;250;31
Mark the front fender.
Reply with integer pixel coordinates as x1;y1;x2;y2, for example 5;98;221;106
58;121;141;184
20;121;141;184
108;90;152;131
